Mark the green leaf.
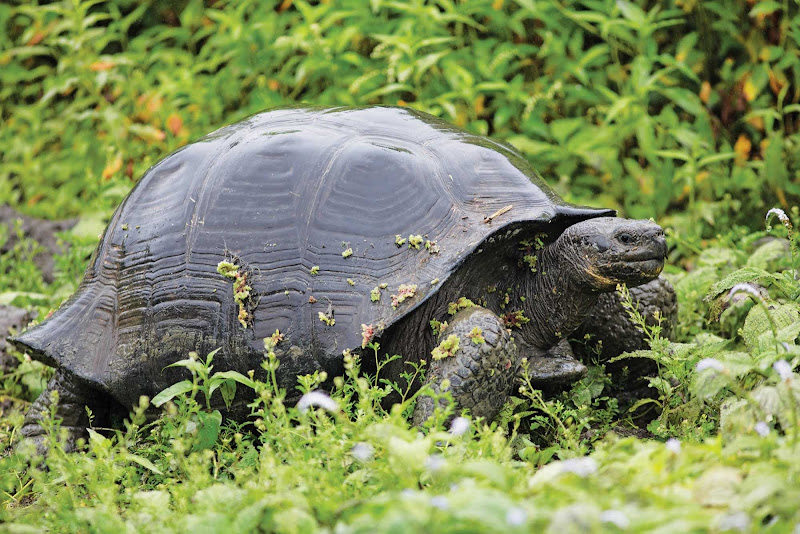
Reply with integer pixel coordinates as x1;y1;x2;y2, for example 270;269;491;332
706;267;778;300
691;366;728;399
152;380;194;407
697;152;736;167
746;239;790;270
192;410;222;451
69;212;108;240
126;453;164;475
361;83;413;100
506;136;554;157
220;379;236;410
659;87;706;117
750;1;782;17
87;428;109;448
603;96;634;124
615;0;646;25
165;357;206;375
763;134;788;189
742;303;800;352
655;150;689;161
211;370;256;390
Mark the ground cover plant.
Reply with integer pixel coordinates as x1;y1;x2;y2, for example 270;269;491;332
2;0;800;531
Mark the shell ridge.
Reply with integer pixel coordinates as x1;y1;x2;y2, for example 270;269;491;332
185;127;252;265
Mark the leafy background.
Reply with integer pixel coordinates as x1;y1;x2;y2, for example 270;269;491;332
2;0;800;531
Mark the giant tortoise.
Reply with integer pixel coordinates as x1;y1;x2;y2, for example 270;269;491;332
11;106;671;448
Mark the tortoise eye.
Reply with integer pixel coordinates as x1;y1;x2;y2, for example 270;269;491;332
617;233;634;245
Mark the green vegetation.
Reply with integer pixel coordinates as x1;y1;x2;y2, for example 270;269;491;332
2;0;800;531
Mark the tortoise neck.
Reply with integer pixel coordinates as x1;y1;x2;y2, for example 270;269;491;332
519;241;600;350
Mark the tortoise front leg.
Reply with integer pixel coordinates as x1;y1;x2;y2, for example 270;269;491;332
517;338;588;390
412;306;519;425
21;371;93;453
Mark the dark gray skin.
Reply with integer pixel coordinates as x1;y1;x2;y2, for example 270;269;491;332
18;217;667;449
373;217;668;424
572;276;677;389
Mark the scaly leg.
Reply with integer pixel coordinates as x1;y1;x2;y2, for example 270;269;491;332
413;306;518;425
21;371;94;453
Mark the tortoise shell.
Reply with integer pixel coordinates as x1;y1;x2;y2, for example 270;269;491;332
14;106;612;408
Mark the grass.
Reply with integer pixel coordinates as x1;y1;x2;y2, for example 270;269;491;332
2;0;800;531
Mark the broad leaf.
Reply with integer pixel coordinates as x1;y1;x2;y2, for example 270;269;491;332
152;380;194;407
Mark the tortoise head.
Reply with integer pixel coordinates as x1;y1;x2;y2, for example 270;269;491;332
557;217;667;291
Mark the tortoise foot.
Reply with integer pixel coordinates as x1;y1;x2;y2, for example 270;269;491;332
518;339;587;390
20;371;91;454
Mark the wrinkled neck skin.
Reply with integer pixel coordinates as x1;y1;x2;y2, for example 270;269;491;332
517;241;601;351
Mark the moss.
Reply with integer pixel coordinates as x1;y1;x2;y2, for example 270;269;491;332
391;284;417;309
467;327;485;344
269;329;285;345
425;240;439;253
432;334;460;360
501;310;530;329
448;297;475;315
342;248;353;258
310;266;320;275
522;254;537;273
217;259;253;328
395;235;406;247
318;311;335;326
347;278;356;286
430;318;448;336
408;234;423;249
370;287;381;302
216;261;239;279
361;323;375;348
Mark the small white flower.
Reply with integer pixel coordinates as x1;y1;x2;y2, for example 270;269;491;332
559;457;598;477
766;208;792;230
754;421;770;437
773;359;793;381
601;510;630;529
665;438;681;454
727;283;763;301
449;417;470;436
430;495;449;510
296;390;339;413
425;454;446;472
350;442;374;462
506;507;527;526
718;511;750;532
696;358;725;373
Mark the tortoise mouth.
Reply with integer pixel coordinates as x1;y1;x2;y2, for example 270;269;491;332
604;257;665;284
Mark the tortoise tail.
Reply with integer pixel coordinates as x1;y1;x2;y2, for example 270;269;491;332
8;326;55;367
